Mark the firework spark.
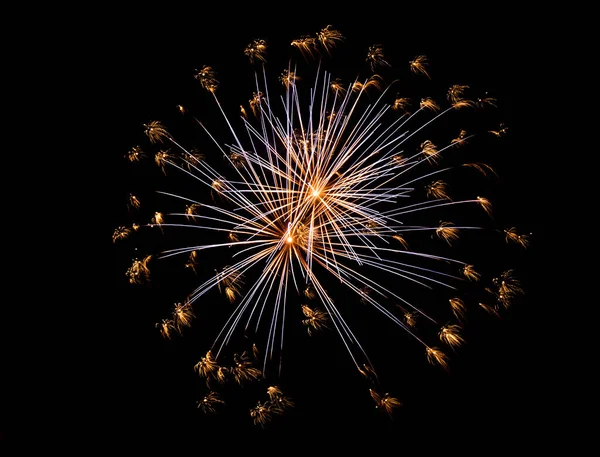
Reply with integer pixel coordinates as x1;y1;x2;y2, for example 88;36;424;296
116;25;528;425
370;389;402;416
197;391;225;414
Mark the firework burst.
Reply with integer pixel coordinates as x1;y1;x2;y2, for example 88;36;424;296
115;25;529;425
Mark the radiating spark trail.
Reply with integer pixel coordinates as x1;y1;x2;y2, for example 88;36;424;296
117;26;527;424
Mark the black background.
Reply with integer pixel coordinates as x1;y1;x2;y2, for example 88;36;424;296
7;6;558;454
108;10;548;453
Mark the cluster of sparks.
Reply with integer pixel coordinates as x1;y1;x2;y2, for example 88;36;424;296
115;25;529;425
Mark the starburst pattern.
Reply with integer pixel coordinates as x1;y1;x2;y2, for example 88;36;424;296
125;145;145;163
112;226;131;243
316;24;344;53
115;26;529;426
366;44;390;71
197;391;225;414
125;255;151;284
245;39;268;64
370;389;402;416
301;304;329;335
143;120;169;144
504;227;531;248
172;301;195;332
439;324;465;348
409;54;430;79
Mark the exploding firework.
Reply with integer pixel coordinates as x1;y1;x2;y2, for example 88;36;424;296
115;25;529;426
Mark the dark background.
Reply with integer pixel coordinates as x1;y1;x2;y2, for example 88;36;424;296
107;11;548;453
8;7;556;454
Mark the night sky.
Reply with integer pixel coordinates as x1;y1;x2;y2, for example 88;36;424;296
18;8;554;454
